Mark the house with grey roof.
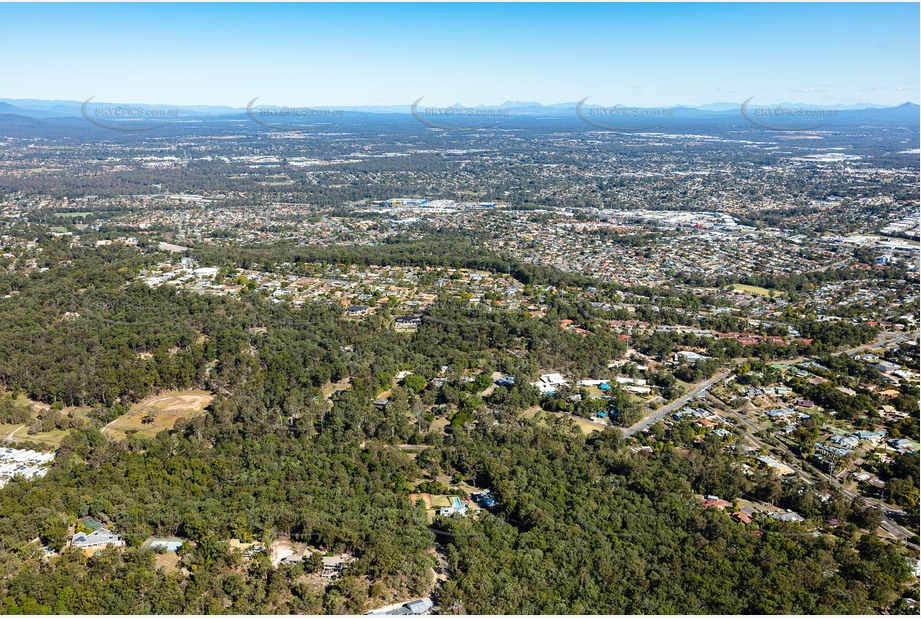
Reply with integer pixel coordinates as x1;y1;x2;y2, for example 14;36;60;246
770;510;805;523
406;598;434;614
71;528;124;552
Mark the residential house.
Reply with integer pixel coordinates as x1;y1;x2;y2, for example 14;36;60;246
674;350;708;363
758;455;795;476
731;511;753;525
394;315;422;331
71;528;124;553
346;305;370;317
771;510;805;523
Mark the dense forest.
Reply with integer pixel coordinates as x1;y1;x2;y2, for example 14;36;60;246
0;415;914;613
193;235;603;290
425;426;913;614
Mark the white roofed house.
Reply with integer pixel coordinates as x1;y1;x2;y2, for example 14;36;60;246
406;598;434;614
71;528;124;554
346;305;370;317
770;510;805;523
532;373;567;395
674;350;708;363
394;315;422;331
321;554;354;579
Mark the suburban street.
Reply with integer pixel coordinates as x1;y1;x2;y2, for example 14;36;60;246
709;391;916;545
623;369;732;436
626;330;916;439
622;330;919;548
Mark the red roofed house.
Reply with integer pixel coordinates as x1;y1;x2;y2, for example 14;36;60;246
732;511;753;524
702;495;731;510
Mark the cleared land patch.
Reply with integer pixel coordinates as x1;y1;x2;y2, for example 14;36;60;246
0;393;88;447
522;408;604;435
104;390;213;440
732;283;773;296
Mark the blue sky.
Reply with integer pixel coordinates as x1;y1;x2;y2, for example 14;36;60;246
1;2;917;107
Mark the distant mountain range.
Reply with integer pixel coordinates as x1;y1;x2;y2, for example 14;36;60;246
0;98;916;136
1;97;917;119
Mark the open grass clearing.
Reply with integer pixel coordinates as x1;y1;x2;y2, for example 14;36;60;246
732;284;774;296
104;390;213;440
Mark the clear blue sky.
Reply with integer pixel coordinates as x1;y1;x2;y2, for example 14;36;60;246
1;2;917;107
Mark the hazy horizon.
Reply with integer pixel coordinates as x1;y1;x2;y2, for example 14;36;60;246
1;97;918;112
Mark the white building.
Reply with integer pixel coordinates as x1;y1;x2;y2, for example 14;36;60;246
71;528;124;551
532;373;567;394
0;447;55;488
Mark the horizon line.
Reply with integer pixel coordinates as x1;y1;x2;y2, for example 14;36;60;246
3;97;919;112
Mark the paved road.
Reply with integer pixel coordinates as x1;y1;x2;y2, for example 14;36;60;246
705;394;769;448
623;369;731;437
625;330;917;439
701;329;921;548
838;330;917;357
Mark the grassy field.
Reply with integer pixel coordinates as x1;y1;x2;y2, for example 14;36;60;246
322;378;351;399
0;423;25;440
732;284;774;297
153;552;182;574
11;427;70;445
428;417;450;435
104;390;213;440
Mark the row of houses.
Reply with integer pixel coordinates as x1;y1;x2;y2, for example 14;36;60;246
0;447;55;489
701;495;806;524
534;372;655;396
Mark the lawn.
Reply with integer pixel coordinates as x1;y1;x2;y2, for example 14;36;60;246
104;390;213;440
322;378;351;399
11;427;70;445
0;423;25;440
428;417;450;434
153;551;182;574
